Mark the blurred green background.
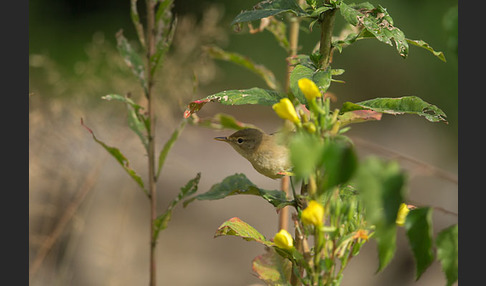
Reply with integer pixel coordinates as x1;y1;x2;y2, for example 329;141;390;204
29;0;457;285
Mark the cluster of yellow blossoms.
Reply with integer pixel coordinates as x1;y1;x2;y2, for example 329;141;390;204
272;78;322;124
273;200;412;250
273;200;324;250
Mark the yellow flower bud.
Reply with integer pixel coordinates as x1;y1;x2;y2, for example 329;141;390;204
298;78;321;101
301;200;324;226
303;122;316;134
396;203;410;226
272;98;301;124
273;229;294;250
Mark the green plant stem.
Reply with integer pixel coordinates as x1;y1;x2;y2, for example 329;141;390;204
285;12;301;100
145;1;157;286
318;7;337;70
286;1;307;283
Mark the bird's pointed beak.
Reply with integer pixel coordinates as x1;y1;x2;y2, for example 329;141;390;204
214;136;228;142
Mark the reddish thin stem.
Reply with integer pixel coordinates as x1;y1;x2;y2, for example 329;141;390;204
145;1;157;285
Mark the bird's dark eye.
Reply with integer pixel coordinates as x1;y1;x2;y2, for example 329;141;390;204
237;138;244;144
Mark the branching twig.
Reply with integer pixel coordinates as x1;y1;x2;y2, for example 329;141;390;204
351;136;458;185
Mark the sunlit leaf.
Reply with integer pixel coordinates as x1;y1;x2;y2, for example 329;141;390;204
339;110;382;126
205;45;281;90
231;0;307;25
214;217;273;246
116;30;148;95
153;173;201;240
341;96;447;123
102;93;143;110
407;39;446;62
183;88;285;118
81;118;147;196
102;94;148;150
252;247;292;285
404;207;435;280
436;224;458;286
183;173;292;209
333;29;446;62
339;2;408;58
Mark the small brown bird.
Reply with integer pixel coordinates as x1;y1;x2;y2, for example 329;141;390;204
214;128;291;179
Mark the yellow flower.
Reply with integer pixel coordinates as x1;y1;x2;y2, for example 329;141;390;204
298;78;321;101
396;203;410;226
301;200;324;226
272;98;301;124
273;229;294;250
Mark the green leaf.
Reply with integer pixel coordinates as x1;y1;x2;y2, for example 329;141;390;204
151;0;176;77
102;93;143;110
205;45;281;91
183;173;292;209
320;139;358;192
188;113;258;130
153;173;201;240
156;119;187;180
339;2;408;58
130;0;145;48
404;207;435;280
374;225;397;273
252;247;292;285
407;39;446;62
332;29;446;63
355;157;406;272
289;133;325;179
341;96;447;123
290;135;357;190
339;2;360;26
116;30;148;95
217;113;255;130
150;18;176;76
231;0;307;25
338;110;382;126
289;64;314;104
436;224;458;286
308;5;334;19
289;64;332;105
332;29;362;53
155;0;173;24
102;94;148;150
183;88;285;118
81;118;147;196
214;217;273;246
